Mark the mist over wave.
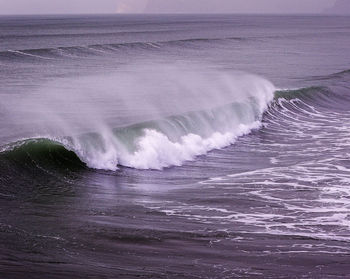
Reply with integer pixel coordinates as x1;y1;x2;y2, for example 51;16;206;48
1;63;275;170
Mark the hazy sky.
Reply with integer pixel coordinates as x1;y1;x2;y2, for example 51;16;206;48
0;0;339;15
144;0;336;14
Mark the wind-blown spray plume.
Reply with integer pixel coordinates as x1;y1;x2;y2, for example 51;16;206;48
2;63;275;170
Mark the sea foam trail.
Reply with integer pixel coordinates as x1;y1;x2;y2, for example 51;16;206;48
3;63;275;171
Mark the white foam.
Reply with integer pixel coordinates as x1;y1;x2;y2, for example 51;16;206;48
119;123;258;170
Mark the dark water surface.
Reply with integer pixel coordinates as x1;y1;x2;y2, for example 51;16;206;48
1;14;350;278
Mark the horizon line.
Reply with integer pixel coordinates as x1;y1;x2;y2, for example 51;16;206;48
0;12;349;16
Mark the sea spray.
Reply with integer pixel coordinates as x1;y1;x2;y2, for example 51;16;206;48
2;62;275;170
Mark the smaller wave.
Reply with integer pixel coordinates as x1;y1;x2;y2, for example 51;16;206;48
275;83;350;111
331;68;350;77
0;36;247;62
306;68;350;81
274;86;330;101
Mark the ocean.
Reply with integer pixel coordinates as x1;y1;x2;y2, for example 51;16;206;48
1;14;350;278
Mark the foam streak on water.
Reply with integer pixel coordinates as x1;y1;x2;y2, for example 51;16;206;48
143;90;350;245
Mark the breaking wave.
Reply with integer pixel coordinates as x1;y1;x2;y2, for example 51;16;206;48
0;68;276;171
0;99;271;171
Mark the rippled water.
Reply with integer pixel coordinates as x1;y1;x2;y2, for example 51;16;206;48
1;14;350;278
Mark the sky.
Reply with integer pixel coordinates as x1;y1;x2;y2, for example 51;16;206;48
144;0;336;14
0;0;341;15
324;0;350;14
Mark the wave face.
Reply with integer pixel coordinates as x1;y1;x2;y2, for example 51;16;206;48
0;65;275;171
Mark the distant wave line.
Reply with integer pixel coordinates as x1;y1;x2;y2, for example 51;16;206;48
0;36;248;60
